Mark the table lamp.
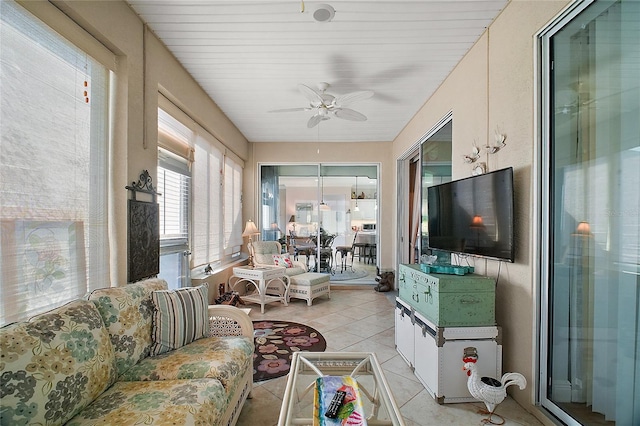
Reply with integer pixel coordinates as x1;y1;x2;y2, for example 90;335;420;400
242;220;260;267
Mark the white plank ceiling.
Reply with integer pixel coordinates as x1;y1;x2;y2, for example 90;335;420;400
127;0;508;143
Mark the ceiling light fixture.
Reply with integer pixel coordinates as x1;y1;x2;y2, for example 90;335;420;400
313;4;335;22
354;176;360;212
320;168;330;211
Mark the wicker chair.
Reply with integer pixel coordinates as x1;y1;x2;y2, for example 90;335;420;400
250;240;307;277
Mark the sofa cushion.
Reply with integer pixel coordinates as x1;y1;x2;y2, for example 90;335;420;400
0;300;117;425
117;335;253;394
272;253;293;268
150;284;209;355
65;378;228;426
88;278;167;376
251;240;280;265
284;266;307;276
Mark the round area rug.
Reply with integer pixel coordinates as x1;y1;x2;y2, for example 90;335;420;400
252;321;326;382
329;268;369;281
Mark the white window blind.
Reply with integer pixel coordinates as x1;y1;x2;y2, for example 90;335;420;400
192;135;223;266
157;150;190;245
224;156;243;254
157;98;244;269
0;1;110;325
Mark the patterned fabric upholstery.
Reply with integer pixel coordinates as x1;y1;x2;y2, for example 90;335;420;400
252;241;281;265
150;284;209;355
252;240;306;275
117;335;253;396
1;278;252;426
88;278;167;376
0;300;118;425
65;378;228;426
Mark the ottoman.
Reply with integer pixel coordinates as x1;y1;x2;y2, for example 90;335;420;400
288;272;331;306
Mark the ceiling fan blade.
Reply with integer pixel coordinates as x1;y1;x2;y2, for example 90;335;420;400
298;84;324;105
334;90;374;107
307;114;323;128
333;108;367;122
268;107;309;113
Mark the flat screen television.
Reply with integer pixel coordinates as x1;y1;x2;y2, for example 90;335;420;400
426;167;514;262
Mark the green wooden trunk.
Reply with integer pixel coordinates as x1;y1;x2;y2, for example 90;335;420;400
398;263;495;327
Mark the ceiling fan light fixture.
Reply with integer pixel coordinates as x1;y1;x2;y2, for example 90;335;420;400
313;4;335;22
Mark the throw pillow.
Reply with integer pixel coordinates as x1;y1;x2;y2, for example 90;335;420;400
151;283;209;355
272;253;293;268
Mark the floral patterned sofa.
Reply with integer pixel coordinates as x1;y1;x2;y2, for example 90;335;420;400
0;278;254;425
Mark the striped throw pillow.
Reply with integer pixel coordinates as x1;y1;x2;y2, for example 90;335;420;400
151;283;209;356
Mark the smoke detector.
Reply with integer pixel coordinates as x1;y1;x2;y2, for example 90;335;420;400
313;4;335;22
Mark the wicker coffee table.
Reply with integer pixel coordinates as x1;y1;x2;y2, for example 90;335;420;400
278;351;405;426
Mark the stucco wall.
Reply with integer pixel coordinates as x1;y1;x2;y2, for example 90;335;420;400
391;1;572;421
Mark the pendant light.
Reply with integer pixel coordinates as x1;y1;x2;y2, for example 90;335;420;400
319;172;330;211
354;176;360;212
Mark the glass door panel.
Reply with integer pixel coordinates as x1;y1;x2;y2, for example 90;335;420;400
259;164;378;274
420;120;452;261
541;1;640;424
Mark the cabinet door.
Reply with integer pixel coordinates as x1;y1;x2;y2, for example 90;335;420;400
395;304;414;367
413;323;439;397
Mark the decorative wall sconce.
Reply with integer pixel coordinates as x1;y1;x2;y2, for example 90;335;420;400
463;141;481;163
472;163;486;176
485;131;507;154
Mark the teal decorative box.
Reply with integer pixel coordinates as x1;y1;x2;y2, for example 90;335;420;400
398;263;495;327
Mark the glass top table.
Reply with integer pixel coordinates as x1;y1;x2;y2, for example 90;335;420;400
278;351;405;426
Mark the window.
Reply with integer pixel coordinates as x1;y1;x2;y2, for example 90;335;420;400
157;147;191;290
158;98;244;278
0;1;111;325
224;156;243;255
192;134;223;266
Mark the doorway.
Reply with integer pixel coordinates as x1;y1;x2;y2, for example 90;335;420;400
259;164;379;283
398;116;452;268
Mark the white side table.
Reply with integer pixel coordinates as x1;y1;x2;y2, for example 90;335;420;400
229;266;290;313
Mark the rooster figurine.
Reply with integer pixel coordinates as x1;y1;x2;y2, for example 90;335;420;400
462;348;527;425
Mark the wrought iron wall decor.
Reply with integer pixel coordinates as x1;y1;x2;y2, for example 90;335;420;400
126;170;161;282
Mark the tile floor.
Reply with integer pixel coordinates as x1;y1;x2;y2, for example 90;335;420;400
235;287;543;426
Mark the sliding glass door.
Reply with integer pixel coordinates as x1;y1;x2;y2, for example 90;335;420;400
539;1;639;424
259;164;379;274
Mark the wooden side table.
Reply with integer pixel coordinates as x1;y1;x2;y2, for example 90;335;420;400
229;266;290;313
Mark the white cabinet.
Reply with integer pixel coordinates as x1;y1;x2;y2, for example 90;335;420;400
351;199;377;220
395;298;503;403
394;299;414;367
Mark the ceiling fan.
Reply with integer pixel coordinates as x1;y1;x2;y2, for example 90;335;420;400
269;82;374;128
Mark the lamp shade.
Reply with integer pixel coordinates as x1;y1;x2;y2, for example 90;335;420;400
242;220;259;237
289;215;296;223
470;215;485;228
575;221;591;235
